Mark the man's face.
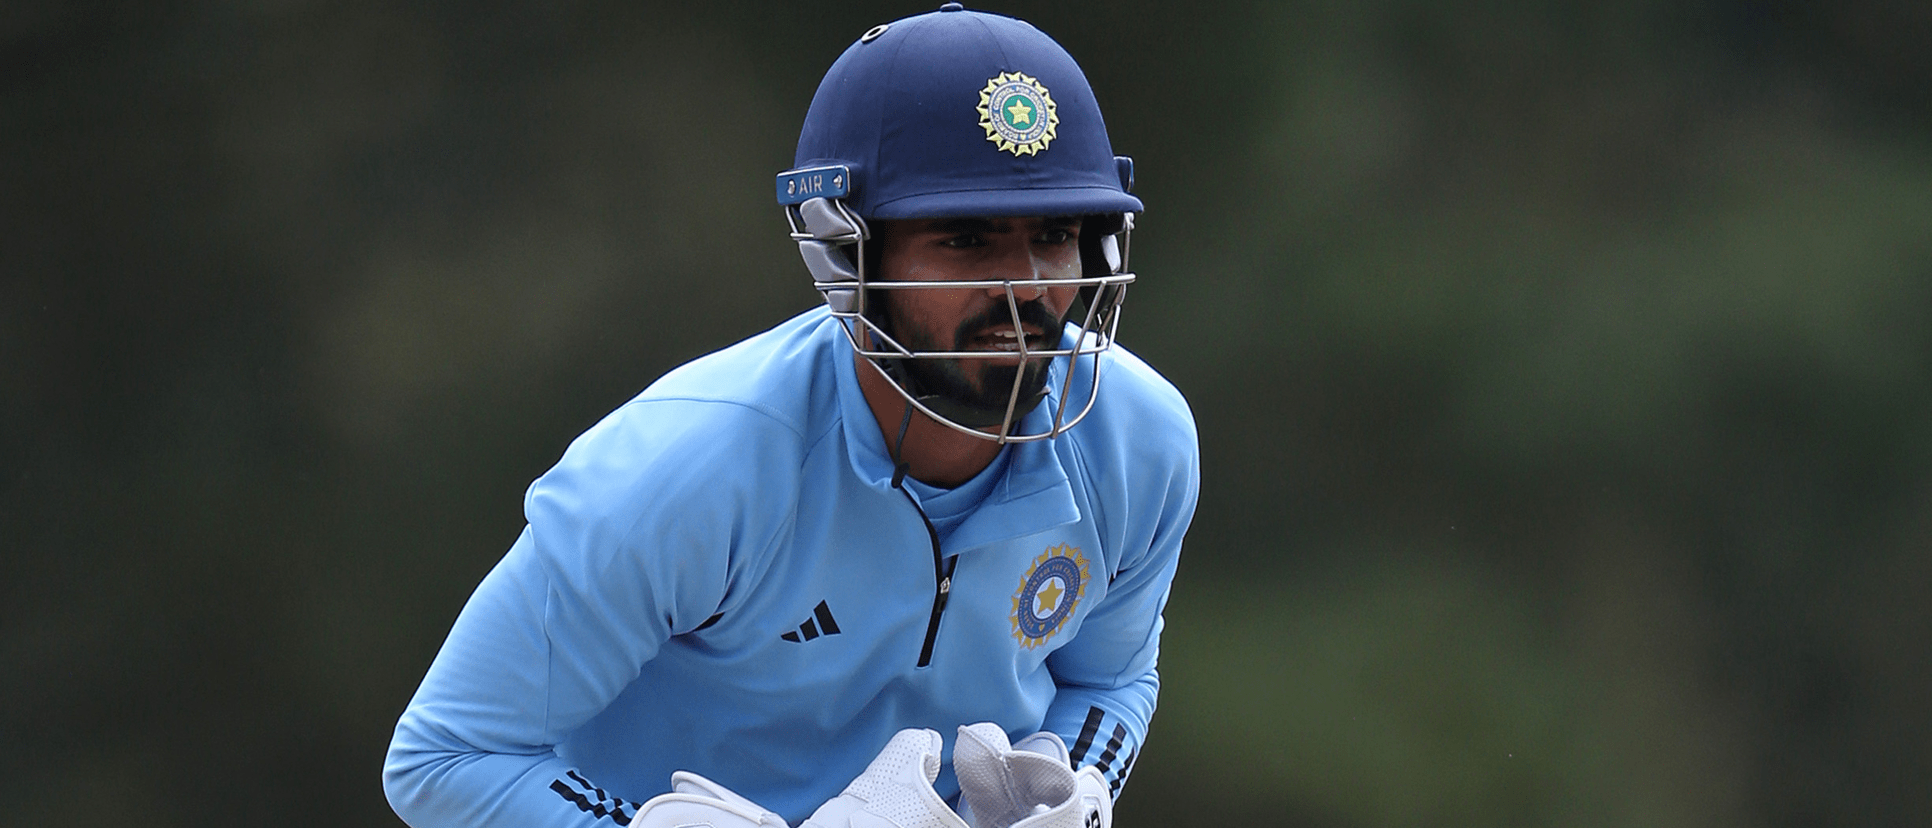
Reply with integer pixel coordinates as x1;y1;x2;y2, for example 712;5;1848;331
868;216;1084;413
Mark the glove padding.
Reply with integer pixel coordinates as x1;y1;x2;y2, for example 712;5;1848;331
954;724;1111;828
628;771;789;828
800;728;971;828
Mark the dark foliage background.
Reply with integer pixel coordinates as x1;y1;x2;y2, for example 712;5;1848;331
6;1;1930;826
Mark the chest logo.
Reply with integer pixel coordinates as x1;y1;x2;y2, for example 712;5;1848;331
1011;544;1089;649
978;71;1058;157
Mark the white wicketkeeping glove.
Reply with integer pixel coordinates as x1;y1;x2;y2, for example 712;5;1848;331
953;723;1112;828
627;770;789;828
799;728;971;828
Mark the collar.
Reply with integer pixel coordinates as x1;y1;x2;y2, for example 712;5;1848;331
829;318;1081;551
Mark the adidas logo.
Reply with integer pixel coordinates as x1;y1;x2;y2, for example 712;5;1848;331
780;600;841;642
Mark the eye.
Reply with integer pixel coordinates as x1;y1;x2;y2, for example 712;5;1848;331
1036;227;1077;245
940;233;985;249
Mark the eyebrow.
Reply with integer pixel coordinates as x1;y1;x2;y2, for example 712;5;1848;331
924;216;1081;234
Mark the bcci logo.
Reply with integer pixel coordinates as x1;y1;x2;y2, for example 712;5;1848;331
978;71;1058;156
1010;544;1089;648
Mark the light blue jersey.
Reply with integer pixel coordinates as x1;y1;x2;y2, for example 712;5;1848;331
384;307;1199;827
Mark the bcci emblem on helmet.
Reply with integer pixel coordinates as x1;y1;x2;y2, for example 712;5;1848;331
1011;545;1089;648
978;71;1058;156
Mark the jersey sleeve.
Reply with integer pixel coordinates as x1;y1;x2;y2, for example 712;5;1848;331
383;399;799;828
1039;359;1200;802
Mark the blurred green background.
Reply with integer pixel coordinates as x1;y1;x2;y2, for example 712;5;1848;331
6;1;1930;826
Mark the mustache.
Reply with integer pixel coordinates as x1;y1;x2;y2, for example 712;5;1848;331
952;299;1064;349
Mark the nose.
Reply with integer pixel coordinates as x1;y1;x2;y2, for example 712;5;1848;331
984;238;1050;302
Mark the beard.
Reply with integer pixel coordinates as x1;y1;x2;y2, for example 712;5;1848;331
874;296;1066;415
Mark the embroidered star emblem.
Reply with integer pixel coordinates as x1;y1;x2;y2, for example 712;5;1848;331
1035;578;1064;614
1005;96;1034;125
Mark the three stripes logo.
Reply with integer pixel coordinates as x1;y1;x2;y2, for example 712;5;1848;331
780;600;841;643
1070;706;1138;798
550;770;638;824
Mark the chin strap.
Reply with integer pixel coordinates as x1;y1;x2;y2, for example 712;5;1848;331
890;402;915;489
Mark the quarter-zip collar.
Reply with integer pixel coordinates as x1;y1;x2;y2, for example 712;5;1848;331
829;316;1082;550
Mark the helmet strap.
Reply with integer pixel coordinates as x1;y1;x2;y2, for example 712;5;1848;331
889;401;915;489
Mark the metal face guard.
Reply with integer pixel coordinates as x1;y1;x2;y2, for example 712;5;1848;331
787;198;1136;443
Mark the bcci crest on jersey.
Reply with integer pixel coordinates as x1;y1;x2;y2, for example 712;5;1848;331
1010;544;1089;648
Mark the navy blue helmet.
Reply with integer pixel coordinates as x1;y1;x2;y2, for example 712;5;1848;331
780;4;1140;442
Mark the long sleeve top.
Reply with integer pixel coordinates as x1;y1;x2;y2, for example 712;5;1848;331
383;306;1200;826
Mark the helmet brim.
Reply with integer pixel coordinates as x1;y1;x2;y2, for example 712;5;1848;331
868;185;1143;220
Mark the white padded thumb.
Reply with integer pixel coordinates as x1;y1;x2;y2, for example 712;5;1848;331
800;728;969;828
1010;731;1070;766
1014;730;1110;828
1072;766;1113;828
668;771;788;824
954;724;1084;828
629;771;787;828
